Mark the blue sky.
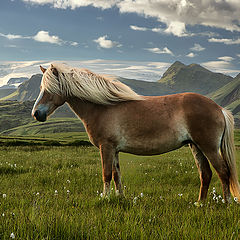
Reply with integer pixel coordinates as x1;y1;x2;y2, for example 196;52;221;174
0;0;240;85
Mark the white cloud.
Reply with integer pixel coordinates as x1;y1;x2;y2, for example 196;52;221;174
203;60;231;69
5;44;18;48
0;30;78;46
151;28;164;34
218;56;234;62
93;35;121;49
22;0;118;9
164;21;188;37
186;52;196;58
145;47;174;56
130;25;148;31
0;32;29;40
190;43;205;52
117;0;240;33
208;38;240;45
33;31;63;45
22;0;240;36
202;58;239;76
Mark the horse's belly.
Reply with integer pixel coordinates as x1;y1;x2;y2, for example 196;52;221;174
118;135;188;156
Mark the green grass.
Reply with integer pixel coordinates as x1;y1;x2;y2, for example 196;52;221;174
1;138;240;239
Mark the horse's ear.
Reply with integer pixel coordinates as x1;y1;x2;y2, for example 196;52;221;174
50;65;58;77
40;65;46;73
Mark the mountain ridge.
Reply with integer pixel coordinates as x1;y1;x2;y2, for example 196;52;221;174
158;61;234;95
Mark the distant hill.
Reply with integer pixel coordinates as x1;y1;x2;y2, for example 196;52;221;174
118;77;175;96
0;100;80;135
7;77;28;85
158;61;233;95
0;88;16;98
0;74;42;101
209;73;240;114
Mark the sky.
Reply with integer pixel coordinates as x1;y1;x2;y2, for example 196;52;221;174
0;0;240;86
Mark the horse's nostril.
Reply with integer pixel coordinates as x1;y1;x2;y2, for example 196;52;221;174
33;109;47;122
34;110;40;118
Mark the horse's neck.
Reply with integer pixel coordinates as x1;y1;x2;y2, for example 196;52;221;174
66;97;100;123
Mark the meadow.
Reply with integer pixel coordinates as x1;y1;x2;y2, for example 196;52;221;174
1;132;240;239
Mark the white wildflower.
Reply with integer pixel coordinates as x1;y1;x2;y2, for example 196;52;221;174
133;197;138;204
67;190;70;194
140;193;144;198
178;193;183;197
2;194;6;198
10;233;15;239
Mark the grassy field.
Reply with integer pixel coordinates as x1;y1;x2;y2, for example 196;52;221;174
1;133;240;239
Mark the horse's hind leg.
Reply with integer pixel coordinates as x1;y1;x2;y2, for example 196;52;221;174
202;150;231;203
189;144;212;201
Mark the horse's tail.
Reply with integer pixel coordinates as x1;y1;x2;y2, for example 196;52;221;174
221;108;240;201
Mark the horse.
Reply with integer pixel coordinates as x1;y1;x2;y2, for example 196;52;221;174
32;63;240;203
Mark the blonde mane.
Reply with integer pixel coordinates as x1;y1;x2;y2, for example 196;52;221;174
42;63;143;105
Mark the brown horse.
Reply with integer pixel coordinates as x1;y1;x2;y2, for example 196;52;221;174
32;63;240;203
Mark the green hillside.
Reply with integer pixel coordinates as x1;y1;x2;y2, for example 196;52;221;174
1;118;85;136
0;88;16;98
0;100;80;135
209;73;240;107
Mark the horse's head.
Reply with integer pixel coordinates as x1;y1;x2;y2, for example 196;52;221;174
31;65;66;122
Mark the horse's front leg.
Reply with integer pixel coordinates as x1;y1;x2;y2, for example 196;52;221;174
100;144;114;196
112;152;123;196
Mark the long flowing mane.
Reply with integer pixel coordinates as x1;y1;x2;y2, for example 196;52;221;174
42;63;143;105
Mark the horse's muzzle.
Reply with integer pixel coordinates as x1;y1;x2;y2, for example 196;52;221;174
33;110;47;122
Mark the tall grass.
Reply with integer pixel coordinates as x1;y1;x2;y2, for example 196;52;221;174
1;145;240;239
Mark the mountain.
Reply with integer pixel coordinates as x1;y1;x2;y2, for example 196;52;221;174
0;74;42;101
7;77;28;85
158;61;233;95
118;77;174;96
